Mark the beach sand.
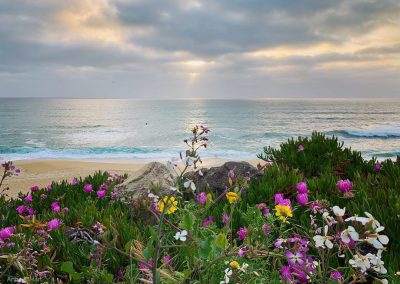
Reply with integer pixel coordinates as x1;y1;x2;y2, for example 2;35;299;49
3;159;260;198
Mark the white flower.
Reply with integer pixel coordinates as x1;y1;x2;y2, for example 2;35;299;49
366;226;389;249
340;226;359;243
346;212;381;229
322;212;337;226
220;268;232;284
183;179;196;191
370;251;387;274
349;254;371;272
174;230;188;242
169;186;178;192
332;206;346;217
239;263;249;272
313;225;334;249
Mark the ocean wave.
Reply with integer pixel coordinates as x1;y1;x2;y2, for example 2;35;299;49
0;146;257;161
327;128;400;138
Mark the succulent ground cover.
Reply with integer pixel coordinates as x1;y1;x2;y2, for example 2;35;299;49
0;128;399;283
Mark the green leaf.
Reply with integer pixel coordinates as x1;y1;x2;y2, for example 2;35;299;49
149;226;159;241
143;240;154;260
215;233;226;250
60;261;75;274
199;237;214;260
182;212;195;230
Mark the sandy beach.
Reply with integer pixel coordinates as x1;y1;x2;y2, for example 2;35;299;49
3;158;260;198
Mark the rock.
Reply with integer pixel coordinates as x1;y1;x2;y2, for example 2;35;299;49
195;161;257;193
121;162;173;198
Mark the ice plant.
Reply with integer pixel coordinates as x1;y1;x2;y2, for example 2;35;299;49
226;191;238;204
296;182;307;194
337;179;352;193
197;192;207;205
51;201;61;213
237;227;248;241
97;189;106;199
330;271;343;283
296;193;308;206
0;226;15;240
47;218;62;231
16;205;26;214
157;196;178;214
31;185;39;191
24;194;33;203
374;162;382;171
298;144;304;152
275;204;293;221
84;184;93;193
71;178;78;185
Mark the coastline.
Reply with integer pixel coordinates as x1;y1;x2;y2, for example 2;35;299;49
4;158;261;197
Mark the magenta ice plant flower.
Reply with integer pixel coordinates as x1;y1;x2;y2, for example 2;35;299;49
97;189;106;199
71;178;78;185
237;227;248;241
31;185;39;192
296;182;307;194
330;271;343;283
16;205;26;214
298;144;304;152
47;184;52;191
337;179;352;193
51;201;61;212
296;193;308;206
24;194;33;203
0;226;15;240
84;184;93;193
47;218;62;231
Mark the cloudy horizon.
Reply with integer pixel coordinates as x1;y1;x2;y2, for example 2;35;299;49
0;0;399;99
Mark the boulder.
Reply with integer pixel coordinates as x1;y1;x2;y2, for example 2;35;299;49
121;162;173;198
195;161;257;193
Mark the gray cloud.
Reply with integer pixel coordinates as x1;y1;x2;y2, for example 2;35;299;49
0;0;399;98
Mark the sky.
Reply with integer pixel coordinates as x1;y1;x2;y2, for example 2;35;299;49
0;0;399;99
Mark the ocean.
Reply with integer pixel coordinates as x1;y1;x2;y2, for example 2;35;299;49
0;98;399;161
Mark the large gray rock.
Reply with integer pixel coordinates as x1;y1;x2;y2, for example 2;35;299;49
195;161;257;193
122;162;173;198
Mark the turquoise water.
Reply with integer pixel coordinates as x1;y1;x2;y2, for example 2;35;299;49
0;98;399;161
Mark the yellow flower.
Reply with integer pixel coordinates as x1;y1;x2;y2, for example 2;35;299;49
226;192;239;204
275;204;293;221
230;261;240;269
158;196;178;214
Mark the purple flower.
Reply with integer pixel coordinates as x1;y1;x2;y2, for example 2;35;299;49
296;193;308;206
24;194;33;203
47;218;62;231
374;162;382;172
201;216;215;228
84;184;93;193
274;193;285;204
16;205;26;214
237;227;248;241
51;201;61;213
280;265;293;282
337;179;352;193
285;251;305;266
296;182;307;194
163;255;171;265
228;170;235;179
221;213;230;226
238;245;248;257
27;207;35;216
97;189;106;199
31;185;39;192
197;192;207;205
47;184;52;191
0;226;15;240
262;224;271;236
330;271;343;282
71;178;78;185
298;144;304;152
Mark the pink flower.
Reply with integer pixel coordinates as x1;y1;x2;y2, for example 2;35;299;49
280;265;293;282
51;201;61;212
47;218;62;231
197;192;207;205
163;255;171;265
71;178;78;185
298;144;304;152
221;213;230;226
16;205;26;214
374;162;382;172
201;216;215;228
330;271;343;283
262;224;271;236
274;193;285;204
47;184;52;191
337;179;352;193
296;193;308;206
40;194;47;200
97;189;106;199
83;184;93;193
24;194;33;203
0;226;15;240
296;182;307;194
237;227;248;241
238;245;248;257
31;185;39;191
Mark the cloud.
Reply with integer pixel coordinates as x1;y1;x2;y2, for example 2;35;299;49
0;0;399;98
